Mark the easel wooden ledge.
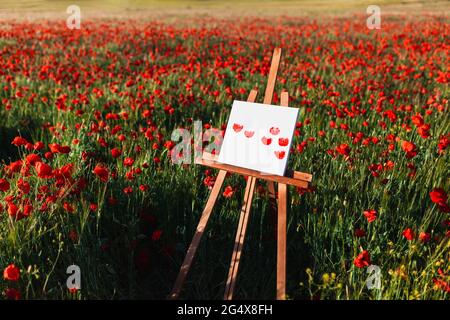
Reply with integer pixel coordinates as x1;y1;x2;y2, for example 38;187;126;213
169;48;313;300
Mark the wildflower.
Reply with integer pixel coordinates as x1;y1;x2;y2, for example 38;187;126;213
354;250;371;268
25;153;42;165
17;179;30;194
123;157;135;167
4;288;20;300
354;228;366;238
363;209;377;223
123;186;133;195
401;141;417;158
93;164;109;183
35;162;53;179
111;148;122;158
69;230;78;242
223;186;234;198
402;228;415;241
429;188;447;205
335;143;350;156
3;264;20;281
49;143;71;154
419;232;431;243
63;202;75;213
7;203;19;217
0;179;10;192
151;230;163;241
11;136;28;147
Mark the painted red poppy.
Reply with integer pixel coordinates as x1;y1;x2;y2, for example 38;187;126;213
261;137;272;145
244;131;254;138
278;138;289;146
233;123;243;132
274;151;286;159
270;127;280;135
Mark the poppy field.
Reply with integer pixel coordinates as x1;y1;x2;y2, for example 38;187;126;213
0;13;449;300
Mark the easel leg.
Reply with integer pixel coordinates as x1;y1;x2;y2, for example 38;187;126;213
169;170;227;299
267;181;278;236
277;183;287;300
224;176;256;300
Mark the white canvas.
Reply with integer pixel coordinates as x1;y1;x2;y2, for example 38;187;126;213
218;100;299;176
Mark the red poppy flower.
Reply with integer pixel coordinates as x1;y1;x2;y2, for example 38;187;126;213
23;204;32;217
438;135;449;153
123;186;133;195
34;162;53;179
401;141;417;158
4;288;20;300
151;230;163;241
34;141;45;151
6;160;23;174
49;143;71;154
17;179;30;194
111;148;122;158
58;163;75;179
69;230;78;242
419;232;431;243
25;153;42;165
335;143;350;156
63;202;75;213
411;113;424;127
0;179;10;192
164;141;175;150
93;165;109;183
11;136;28;147
354;229;366;238
90;203;98;212
7;203;18;217
363;209;377;223
402;228;415;241
123;157;135;167
429;188;447;205
353;250;371;268
437;203;450;213
223;186;234;198
3;264;20;281
400;139;414;153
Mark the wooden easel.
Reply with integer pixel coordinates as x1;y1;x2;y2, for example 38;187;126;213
169;48;312;300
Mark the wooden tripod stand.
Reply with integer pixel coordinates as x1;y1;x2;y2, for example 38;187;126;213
169;48;313;300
